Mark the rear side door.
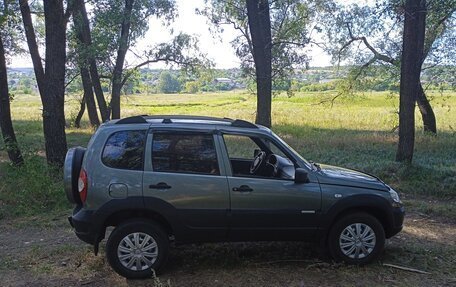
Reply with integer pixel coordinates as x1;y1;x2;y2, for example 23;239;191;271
142;129;230;242
218;132;322;241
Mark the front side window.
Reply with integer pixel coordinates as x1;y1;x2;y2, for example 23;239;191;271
223;134;259;159
152;132;219;175
102;130;146;170
223;133;295;179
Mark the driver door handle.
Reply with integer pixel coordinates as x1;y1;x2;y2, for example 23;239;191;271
232;185;253;192
149;182;172;189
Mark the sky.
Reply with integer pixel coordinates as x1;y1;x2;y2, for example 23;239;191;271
136;0;332;69
10;0;372;69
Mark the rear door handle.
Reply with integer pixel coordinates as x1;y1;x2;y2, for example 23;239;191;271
149;182;172;189
232;185;253;192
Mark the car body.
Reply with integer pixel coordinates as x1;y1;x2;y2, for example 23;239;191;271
64;115;404;278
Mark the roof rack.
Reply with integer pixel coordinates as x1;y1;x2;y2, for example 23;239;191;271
231;119;258;128
115;115;148;124
115;115;258;129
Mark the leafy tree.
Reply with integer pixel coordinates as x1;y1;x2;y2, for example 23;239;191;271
157;71;181;93
396;0;426;163
184;81;199;93
320;0;456;134
0;0;23;165
70;0;105;127
199;0;317;127
86;0;207;119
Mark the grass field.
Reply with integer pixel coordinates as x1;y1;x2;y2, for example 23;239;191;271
0;90;455;286
1;90;455;217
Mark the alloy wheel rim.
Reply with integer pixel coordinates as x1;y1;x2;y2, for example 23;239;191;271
339;223;376;259
118;232;158;271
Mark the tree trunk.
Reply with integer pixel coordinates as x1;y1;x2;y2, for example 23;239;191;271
416;83;437;134
110;0;134;119
73;0;100;127
246;0;272;128
21;0;68;166
73;0;109;122
0;34;23;165
90;61;109;122
80;67;100;127
396;0;426;163
42;0;68;166
75;93;86;128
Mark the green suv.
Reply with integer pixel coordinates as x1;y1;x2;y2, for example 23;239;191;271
64;115;404;279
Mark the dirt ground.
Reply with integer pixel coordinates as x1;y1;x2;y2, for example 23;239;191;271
1;211;455;287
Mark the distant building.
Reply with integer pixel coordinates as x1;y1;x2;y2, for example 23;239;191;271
213;77;237;90
214;78;235;85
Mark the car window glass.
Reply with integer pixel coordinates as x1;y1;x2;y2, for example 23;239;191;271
152;133;219;175
102;130;146;170
223;134;260;159
263;138;288;159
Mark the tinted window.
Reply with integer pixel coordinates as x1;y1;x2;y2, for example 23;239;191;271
223;134;259;159
102;130;146;170
152;133;219;175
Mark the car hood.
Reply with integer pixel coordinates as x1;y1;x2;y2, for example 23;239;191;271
315;164;389;191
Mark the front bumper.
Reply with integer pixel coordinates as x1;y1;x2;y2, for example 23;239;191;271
386;205;405;238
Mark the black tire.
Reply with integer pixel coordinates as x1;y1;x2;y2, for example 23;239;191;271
328;212;385;265
64;147;86;205
106;219;169;279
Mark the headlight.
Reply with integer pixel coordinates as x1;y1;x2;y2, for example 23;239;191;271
388;187;401;204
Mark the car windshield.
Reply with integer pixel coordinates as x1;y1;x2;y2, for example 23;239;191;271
271;131;311;168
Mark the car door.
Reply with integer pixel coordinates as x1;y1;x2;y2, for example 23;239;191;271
218;132;321;241
142;129;230;242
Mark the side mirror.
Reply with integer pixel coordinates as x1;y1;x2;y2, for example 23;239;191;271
295;168;310;183
254;148;261;157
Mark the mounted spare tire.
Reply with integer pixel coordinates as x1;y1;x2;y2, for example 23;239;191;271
64;147;86;205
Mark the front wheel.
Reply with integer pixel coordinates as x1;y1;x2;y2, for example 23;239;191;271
106;220;169;279
328;212;385;265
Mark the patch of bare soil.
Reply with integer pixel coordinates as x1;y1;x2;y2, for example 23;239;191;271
0;212;455;287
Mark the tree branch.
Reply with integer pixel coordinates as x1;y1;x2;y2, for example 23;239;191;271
340;22;399;66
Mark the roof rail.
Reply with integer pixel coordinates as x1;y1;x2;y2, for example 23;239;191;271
115;115;258;129
150;115;233;123
115;115;147;124
231;119;258;128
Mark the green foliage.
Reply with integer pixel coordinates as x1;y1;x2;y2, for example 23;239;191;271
319;0;456;94
184;81;200;93
199;0;318;93
300;81;337;92
0;0;24;56
157;71;181;93
90;0;177;65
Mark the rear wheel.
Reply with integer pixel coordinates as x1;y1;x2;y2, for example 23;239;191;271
106;220;169;279
328;212;385;265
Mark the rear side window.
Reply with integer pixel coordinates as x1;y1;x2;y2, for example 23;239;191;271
152;132;219;175
102;130;146;170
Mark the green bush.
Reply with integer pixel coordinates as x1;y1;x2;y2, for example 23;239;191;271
184;81;200;93
0;156;69;218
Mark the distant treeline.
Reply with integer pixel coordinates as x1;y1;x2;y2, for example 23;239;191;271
7;65;455;95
